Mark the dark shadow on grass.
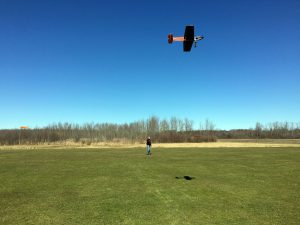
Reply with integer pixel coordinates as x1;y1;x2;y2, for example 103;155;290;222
175;176;195;180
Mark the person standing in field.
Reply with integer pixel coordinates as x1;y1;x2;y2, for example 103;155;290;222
146;137;152;155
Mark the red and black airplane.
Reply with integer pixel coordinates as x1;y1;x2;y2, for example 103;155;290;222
168;25;204;52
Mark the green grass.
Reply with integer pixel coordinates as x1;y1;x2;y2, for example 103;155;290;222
0;147;299;225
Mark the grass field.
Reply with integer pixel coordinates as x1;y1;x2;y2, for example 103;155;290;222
1;147;299;225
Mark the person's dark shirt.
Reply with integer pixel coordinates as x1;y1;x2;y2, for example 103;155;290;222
147;139;151;146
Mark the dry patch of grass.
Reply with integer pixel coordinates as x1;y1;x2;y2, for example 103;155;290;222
155;142;300;148
1;139;300;150
219;138;300;144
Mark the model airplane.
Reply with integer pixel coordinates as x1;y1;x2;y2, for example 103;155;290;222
168;25;204;52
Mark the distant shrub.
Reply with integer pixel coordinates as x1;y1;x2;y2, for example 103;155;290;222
187;135;217;142
81;139;92;145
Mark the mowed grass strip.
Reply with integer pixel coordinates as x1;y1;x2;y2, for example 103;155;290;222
0;147;299;225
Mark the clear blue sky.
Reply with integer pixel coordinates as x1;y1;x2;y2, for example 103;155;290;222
1;0;299;130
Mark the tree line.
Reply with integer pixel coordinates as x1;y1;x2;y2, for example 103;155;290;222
0;117;299;145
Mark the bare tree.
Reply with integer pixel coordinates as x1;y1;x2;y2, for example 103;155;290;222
160;119;170;132
205;119;215;131
255;122;263;138
170;117;178;131
147;116;160;136
184;118;194;131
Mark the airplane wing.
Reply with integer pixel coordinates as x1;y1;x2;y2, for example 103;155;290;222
183;25;194;52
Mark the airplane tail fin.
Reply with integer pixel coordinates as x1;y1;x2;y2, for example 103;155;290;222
168;34;173;44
